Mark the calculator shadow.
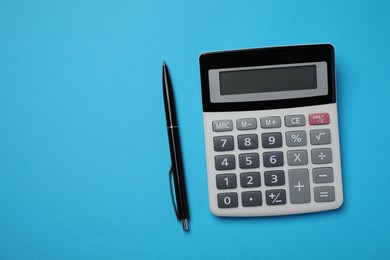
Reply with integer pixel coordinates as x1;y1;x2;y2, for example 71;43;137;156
212;202;347;225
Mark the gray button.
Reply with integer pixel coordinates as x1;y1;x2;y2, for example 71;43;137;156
312;148;333;164
265;189;286;205
264;170;285;186
286;131;307;146
239;153;260;169
212;120;233;132
260;116;281;128
242;191;262;207
313;167;334;183
217;193;238;208
314;186;335;202
263;151;284;167
215;154;236;170
213;136;234;151
310;129;331;145
238;134;258;150
240;172;261;188
237;118;257;130
287;150;308;166
216;174;237;189
262;132;283;148
289;169;311;204
285;114;306;127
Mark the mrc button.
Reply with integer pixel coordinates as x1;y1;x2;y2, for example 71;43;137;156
212;120;233;132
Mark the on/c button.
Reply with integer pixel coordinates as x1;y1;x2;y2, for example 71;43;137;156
309;113;330;125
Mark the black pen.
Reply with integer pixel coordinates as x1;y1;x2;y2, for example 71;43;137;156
162;62;190;231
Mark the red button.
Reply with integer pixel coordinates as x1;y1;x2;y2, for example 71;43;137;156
309;113;330;125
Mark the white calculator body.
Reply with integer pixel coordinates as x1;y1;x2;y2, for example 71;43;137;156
199;44;343;216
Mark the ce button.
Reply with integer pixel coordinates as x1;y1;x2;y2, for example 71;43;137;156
285;115;306;127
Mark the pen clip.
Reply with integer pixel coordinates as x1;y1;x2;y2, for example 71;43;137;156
169;165;179;218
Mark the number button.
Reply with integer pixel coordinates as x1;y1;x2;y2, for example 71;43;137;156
286;131;307;146
264;170;285;186
213;136;234;151
215;155;236;170
239;153;260;169
263;151;284;167
238;134;258;150
240;172;261;188
217;193;238;208
216;174;237;189
261;132;282;148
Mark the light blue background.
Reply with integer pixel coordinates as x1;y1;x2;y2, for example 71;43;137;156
1;0;389;259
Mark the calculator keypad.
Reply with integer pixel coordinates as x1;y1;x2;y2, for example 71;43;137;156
206;108;342;216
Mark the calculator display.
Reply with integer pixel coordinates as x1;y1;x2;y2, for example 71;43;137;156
208;62;328;104
219;65;317;95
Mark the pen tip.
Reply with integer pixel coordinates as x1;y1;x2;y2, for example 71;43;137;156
182;219;189;231
163;61;167;66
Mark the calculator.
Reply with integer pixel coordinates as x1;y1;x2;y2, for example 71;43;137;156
199;44;343;216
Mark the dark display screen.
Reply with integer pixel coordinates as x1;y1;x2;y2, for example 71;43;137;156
219;65;317;95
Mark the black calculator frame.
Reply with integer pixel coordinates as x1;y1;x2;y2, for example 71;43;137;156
199;44;336;112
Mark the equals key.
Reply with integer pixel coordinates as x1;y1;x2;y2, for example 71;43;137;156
314;187;335;202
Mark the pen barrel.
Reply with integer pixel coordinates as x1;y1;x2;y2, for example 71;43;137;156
167;127;189;220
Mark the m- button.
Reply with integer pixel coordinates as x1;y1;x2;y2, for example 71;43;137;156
285;115;306;127
237;118;257;130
